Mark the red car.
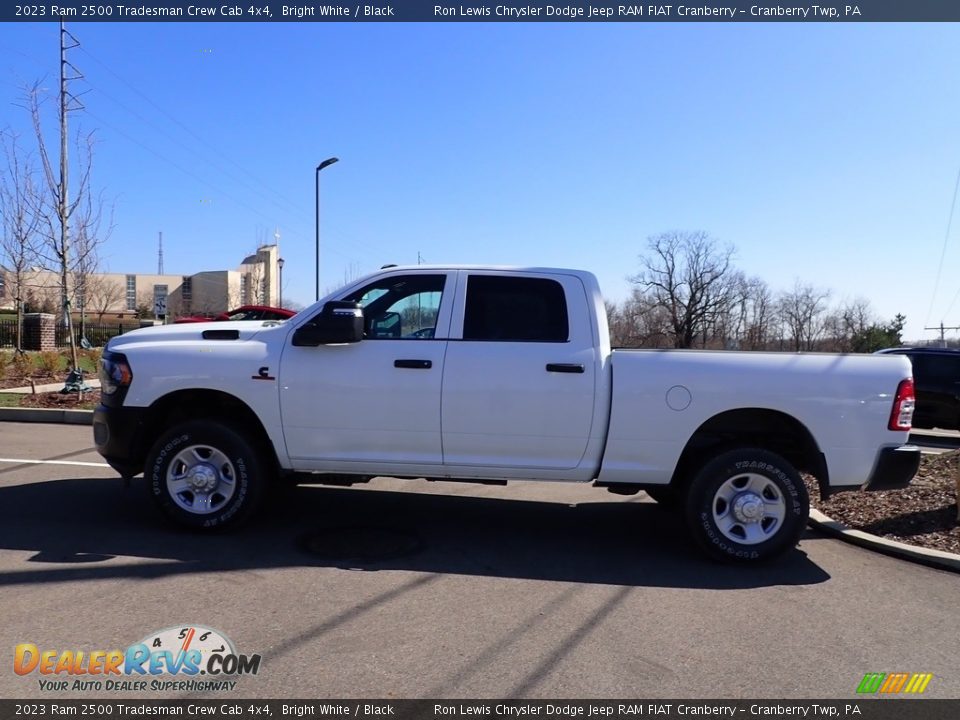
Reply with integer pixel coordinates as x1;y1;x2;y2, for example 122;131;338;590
175;305;297;323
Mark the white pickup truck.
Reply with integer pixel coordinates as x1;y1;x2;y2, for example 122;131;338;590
94;266;920;563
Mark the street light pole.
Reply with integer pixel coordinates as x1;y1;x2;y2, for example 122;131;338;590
315;157;339;301
277;257;285;308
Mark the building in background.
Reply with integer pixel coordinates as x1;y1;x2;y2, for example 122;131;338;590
0;244;282;320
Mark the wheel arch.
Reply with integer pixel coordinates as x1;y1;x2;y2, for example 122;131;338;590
139;389;280;476
671;408;828;500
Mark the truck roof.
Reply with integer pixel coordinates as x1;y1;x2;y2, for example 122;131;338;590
375;263;595;275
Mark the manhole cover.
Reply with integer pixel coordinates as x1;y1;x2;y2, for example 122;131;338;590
298;527;422;562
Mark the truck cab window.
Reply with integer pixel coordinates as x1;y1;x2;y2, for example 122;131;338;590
344;274;446;339
463;275;569;342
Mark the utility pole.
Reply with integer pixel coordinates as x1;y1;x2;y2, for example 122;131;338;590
158;231;164;274
59;21;83;375
923;322;960;347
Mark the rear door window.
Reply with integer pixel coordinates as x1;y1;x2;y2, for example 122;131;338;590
463;275;569;342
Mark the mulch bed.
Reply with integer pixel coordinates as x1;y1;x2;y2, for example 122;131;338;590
807;451;960;556
1;372;101;409
17;388;101;409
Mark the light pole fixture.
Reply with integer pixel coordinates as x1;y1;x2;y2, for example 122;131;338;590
277;257;285;308
315;157;339;301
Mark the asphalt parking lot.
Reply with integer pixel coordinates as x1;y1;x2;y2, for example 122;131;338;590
1;422;959;700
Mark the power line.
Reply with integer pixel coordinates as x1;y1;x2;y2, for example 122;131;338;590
76;45;397;263
10;38;404;278
77;46;306;217
924;165;960;328
923;322;960;347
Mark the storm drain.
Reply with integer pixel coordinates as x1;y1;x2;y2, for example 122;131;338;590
298;527;422;563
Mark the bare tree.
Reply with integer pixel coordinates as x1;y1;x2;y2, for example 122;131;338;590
707;269;748;349
70;191;113;339
823;298;905;353
606;289;672;348
84;274;124;322
631;231;737;348
733;276;776;350
831;298;874;352
26;82;109;370
778;281;831;351
252;266;267;304
0;129;41;351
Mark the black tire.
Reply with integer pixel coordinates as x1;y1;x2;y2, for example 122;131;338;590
145;419;267;530
685;448;809;563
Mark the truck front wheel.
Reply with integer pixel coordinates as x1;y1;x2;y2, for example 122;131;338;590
685;448;809;563
146;420;266;530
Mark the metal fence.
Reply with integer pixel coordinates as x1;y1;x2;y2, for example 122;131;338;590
0;320;140;349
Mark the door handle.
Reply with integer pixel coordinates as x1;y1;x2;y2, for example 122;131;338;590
395;359;432;369
546;363;584;374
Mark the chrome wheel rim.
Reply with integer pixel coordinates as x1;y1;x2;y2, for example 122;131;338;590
166;444;237;515
711;472;786;545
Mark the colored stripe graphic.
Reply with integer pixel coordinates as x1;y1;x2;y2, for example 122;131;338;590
880;673;908;693
904;674;933;694
857;673;885;694
857;672;932;694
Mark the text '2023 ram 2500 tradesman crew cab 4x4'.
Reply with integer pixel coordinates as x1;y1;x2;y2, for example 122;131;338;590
93;266;920;563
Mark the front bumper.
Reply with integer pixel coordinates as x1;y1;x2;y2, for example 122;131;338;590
863;445;921;491
93;403;148;478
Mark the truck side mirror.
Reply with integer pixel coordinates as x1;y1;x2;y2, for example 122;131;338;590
292;301;364;346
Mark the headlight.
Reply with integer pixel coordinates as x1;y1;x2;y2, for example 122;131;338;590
99;355;133;396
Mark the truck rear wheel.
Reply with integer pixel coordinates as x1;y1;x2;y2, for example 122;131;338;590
685;448;808;563
146;420;267;530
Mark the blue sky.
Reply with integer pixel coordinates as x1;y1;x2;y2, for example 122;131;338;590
1;21;959;341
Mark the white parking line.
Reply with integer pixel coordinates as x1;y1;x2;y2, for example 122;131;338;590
0;457;111;468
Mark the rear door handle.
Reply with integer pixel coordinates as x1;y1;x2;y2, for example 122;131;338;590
546;363;584;374
395;359;432;369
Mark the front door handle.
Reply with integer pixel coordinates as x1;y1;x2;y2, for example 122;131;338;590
395;359;432;369
546;363;584;374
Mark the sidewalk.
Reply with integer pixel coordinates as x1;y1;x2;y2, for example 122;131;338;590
2;378;100;393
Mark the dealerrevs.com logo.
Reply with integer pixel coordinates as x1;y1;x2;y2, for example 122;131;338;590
14;624;261;693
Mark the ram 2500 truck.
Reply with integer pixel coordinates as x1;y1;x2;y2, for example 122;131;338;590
93;266;920;563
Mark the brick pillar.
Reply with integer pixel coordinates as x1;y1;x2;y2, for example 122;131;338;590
23;313;56;351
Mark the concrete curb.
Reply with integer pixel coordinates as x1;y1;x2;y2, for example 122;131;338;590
0;407;93;425
809;508;960;574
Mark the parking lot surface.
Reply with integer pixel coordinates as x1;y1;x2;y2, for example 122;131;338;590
1;422;959;700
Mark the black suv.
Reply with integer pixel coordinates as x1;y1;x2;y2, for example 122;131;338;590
877;347;960;430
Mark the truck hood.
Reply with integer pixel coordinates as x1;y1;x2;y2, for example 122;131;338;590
106;320;285;351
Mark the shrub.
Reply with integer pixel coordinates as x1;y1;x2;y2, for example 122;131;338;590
38;350;62;374
0;351;9;378
11;351;32;377
79;348;102;372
